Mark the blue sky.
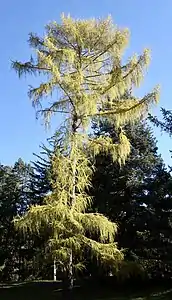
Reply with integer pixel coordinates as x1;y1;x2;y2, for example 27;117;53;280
1;0;172;166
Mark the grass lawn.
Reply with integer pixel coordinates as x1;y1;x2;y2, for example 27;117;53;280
0;281;172;300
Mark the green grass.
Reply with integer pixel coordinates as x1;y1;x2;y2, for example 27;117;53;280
0;281;172;300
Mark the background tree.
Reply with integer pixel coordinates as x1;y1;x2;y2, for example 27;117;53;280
149;108;172;170
30;135;58;205
0;159;33;281
149;108;172;137
137;164;172;279
12;15;159;289
91;120;172;280
91;120;162;221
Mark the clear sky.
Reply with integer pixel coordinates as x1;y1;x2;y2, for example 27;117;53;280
1;0;172;166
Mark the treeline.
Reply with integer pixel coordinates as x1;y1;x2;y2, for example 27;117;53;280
1;118;172;283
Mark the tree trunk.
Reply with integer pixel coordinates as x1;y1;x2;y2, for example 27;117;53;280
65;114;77;291
53;259;57;281
62;251;74;299
68;250;74;289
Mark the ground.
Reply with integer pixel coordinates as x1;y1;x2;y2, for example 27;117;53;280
0;281;172;299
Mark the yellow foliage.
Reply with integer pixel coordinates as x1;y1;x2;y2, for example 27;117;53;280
12;14;159;272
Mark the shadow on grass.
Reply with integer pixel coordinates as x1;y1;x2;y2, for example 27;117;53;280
0;281;64;300
1;281;172;300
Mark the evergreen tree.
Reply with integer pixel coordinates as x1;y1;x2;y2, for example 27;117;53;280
29;136;63;280
149;108;172;137
30;143;54;205
91;120;162;221
137;165;172;279
12;15;159;289
0;159;33;281
149;108;172;169
91;120;172;279
30;131;76;204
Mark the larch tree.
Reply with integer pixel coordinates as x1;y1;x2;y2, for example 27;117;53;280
12;15;159;289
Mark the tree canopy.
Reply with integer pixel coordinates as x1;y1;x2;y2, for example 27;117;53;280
11;15;160;287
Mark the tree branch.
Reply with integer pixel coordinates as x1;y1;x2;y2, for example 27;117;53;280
86;94;153;118
101;56;143;95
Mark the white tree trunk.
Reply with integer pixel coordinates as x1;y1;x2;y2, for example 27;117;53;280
54;259;57;281
68;250;74;289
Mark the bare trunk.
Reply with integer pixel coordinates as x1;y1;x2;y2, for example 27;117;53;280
68;250;74;289
66;114;77;291
66;148;76;290
53;259;57;281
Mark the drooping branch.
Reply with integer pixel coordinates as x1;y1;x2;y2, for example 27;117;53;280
12;60;51;78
